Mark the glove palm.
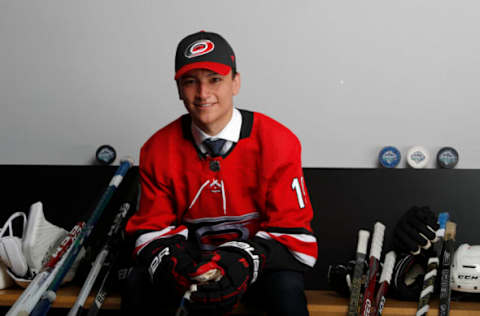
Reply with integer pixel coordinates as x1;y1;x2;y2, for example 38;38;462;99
186;241;265;315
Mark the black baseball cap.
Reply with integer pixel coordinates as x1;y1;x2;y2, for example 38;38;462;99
175;31;236;80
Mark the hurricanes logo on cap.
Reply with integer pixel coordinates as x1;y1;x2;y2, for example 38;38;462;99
185;40;215;59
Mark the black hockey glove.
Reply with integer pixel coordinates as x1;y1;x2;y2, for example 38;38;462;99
138;235;197;293
390;253;429;301
186;240;265;316
393;206;439;255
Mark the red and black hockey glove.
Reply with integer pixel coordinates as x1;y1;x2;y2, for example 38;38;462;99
186;240;265;316
138;235;197;293
393;206;439;255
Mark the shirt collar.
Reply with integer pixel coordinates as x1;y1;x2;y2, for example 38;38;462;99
191;108;242;148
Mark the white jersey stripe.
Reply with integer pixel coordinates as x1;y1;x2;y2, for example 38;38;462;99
291;251;316;267
255;231;317;243
189;180;210;209
135;226;188;254
255;231;317;267
255;231;271;240
268;232;317;243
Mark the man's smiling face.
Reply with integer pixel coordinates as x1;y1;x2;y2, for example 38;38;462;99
177;69;241;135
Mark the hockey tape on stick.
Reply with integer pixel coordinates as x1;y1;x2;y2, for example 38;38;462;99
6;222;84;316
416;212;449;316
29;158;134;316
374;251;396;316
438;221;456;316
360;222;385;316
68;172;138;316
347;229;370;316
176;284;197;316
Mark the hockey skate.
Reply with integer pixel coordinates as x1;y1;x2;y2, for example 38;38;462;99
22;201;68;275
4;202;85;288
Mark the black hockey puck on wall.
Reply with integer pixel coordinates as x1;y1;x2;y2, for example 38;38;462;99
96;145;116;165
437;147;459;169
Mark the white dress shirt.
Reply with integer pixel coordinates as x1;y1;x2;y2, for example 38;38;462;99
191;108;242;156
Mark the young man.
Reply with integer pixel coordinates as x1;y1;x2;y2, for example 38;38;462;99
123;31;317;316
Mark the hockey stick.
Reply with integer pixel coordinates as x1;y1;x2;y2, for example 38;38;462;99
5;222;84;316
416;212;449;316
29;158;134;316
373;250;396;316
68;171;138;316
359;222;385;316
86;256;122;316
438;221;456;316
347;229;370;316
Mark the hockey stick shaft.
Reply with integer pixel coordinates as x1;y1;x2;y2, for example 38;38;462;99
30;158;133;316
360;222;385;316
438;221;456;316
416;212;449;316
86;254;120;316
347;230;370;316
373;251;396;316
68;174;137;316
5;222;84;316
67;249;109;316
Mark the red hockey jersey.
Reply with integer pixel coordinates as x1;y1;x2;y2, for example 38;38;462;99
126;110;318;270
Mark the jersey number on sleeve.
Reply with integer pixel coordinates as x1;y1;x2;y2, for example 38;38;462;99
291;177;306;209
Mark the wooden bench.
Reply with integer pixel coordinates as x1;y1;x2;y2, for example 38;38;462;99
0;285;120;310
2;286;480;315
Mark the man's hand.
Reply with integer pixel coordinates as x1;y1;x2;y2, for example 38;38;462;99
393;206;439;255
138;235;197;292
186;241;265;315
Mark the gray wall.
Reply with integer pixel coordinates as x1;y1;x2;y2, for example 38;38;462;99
1;1;479;167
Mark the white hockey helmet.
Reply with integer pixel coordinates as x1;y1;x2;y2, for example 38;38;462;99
451;244;480;293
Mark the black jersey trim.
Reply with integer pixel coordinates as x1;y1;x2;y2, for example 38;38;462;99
181;110;254;140
220;109;253;157
265;227;314;236
238;109;254;139
181;114;192;140
182;109;254;142
180;109;254;159
181;114;206;159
